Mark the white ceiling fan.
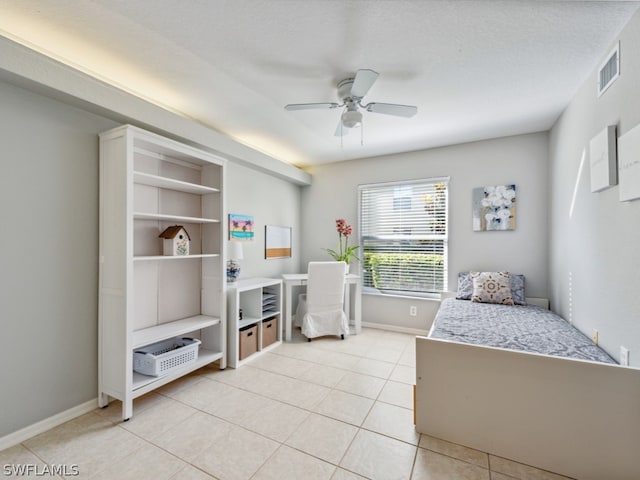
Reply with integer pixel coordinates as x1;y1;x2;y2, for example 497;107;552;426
285;69;418;137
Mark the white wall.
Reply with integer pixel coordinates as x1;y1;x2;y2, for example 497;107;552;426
302;132;549;331
225;162;302;278
0;81;117;437
0;80;302;439
549;11;640;366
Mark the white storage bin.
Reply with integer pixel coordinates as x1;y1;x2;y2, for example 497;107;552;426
133;337;201;377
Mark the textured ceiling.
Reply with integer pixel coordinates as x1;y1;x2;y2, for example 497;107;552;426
1;0;639;167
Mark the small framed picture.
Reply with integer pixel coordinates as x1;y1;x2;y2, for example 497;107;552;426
229;214;254;240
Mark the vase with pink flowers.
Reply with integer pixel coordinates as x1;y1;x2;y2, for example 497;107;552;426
325;218;360;265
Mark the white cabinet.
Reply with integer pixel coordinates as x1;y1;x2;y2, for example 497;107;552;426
98;125;226;420
227;278;282;368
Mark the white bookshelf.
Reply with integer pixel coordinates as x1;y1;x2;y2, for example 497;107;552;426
98;125;227;421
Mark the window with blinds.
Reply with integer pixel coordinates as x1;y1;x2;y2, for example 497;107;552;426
359;178;448;296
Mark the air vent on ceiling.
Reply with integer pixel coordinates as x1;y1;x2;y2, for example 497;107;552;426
598;42;619;97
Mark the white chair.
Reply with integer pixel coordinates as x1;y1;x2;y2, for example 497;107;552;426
295;261;349;341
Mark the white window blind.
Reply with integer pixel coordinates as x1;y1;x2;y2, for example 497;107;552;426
359;178;448;295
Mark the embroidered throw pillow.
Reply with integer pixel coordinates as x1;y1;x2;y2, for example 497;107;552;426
457;271;525;304
471;271;514;305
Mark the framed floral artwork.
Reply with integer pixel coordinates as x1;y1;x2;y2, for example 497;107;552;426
472;185;516;231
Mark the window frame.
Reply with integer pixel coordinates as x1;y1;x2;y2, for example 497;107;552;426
358;177;449;299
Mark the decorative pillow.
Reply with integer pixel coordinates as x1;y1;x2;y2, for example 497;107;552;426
457;271;526;304
456;272;473;300
510;274;526;305
471;271;514;305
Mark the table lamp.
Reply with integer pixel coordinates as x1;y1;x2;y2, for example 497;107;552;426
227;241;244;284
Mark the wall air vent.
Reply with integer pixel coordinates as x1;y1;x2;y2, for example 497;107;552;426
598;42;619;97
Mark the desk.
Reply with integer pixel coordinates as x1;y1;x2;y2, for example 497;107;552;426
282;273;361;341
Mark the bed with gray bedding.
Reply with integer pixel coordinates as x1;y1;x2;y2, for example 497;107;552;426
429;298;616;364
416;297;640;479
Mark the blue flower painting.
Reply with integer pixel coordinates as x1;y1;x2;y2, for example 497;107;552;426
472;185;516;231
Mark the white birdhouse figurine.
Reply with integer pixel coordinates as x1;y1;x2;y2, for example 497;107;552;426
159;225;190;256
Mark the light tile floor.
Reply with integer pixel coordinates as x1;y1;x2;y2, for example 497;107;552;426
0;328;574;480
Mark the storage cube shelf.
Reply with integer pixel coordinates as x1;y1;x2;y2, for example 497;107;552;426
227;278;283;368
98;125;227;421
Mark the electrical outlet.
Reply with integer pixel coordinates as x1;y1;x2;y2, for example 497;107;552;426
592;329;599;345
620;346;629;366
409;306;417;316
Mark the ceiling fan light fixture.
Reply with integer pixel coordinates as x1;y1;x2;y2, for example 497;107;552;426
284;69;416;138
341;109;362;128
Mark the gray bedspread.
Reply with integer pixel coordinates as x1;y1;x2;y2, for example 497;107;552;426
429;298;616;364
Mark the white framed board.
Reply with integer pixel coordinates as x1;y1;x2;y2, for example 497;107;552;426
265;225;292;259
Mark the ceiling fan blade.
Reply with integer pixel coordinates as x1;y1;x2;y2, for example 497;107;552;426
365;102;417;118
334;120;350;137
350;69;379;98
285;103;339;111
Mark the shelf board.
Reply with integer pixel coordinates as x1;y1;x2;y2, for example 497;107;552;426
134;212;220;224
132;348;223;393
238;313;280;330
134;254;220;262
133;315;221;349
238;317;261;329
134;171;219;195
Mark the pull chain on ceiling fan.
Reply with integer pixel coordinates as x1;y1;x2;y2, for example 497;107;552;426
284;69;417;143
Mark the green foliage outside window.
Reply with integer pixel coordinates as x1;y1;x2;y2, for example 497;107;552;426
365;252;445;292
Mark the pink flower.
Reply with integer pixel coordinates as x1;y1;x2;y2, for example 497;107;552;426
336;218;354;237
326;218;359;264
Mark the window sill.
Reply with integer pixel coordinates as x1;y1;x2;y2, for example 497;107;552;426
362;288;441;302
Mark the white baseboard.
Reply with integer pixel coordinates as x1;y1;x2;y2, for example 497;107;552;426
361;321;428;336
0;398;98;451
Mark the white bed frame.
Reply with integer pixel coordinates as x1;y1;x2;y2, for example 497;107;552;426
415;293;640;479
